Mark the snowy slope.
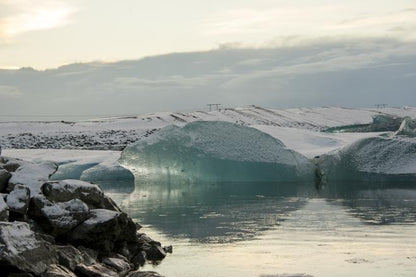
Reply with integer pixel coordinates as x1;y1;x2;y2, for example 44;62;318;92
0;106;415;150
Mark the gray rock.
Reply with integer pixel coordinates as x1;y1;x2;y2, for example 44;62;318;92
0;167;11;192
102;257;132;276
42;180;105;208
57;245;95;271
0;194;9;221
7;159;57;195
41;264;77;277
137;234;166;262
3;161;21;173
74;263;118;277
7;185;30;215
69;209;137;254
0;222;57;275
41;199;90;235
127;271;165;277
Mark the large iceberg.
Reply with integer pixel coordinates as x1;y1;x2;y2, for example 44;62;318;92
315;136;416;185
120;121;315;184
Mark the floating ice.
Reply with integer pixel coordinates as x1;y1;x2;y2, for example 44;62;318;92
316;136;416;184
120;121;315;184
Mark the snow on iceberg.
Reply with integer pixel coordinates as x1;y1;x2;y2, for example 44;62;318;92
315;136;416;185
120;121;315;184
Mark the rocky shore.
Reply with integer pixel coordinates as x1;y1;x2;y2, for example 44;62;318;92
0;147;171;277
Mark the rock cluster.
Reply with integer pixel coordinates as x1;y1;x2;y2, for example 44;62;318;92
0;152;170;277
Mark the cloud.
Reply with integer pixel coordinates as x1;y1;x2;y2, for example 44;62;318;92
0;0;75;40
107;76;208;91
0;37;415;116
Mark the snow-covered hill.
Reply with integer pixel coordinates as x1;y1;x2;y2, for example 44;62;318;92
1;106;415;154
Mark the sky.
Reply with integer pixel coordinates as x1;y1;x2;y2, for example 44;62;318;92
0;0;415;118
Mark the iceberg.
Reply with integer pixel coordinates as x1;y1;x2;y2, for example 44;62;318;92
120;121;315;184
315;136;416;185
396;117;416;137
324;114;403;133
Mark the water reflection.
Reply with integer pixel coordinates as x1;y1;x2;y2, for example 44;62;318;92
323;185;416;225
104;179;416;243
112;181;314;242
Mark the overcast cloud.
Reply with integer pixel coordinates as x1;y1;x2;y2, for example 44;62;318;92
0;37;415;119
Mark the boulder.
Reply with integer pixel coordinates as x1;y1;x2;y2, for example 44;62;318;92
42;180;105;209
57;245;95;271
0;167;11;192
102;257;132;276
7;159;57;195
136;234;166;262
0;194;9;221
0;222;58;275
41;199;90;235
74;263;118;277
69;209;137;254
127;271;165;277
41;264;77;277
7;185;30;215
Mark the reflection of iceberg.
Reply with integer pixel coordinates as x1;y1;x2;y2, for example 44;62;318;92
111;181;311;242
325;189;416;225
316;136;416;184
120;121;315;184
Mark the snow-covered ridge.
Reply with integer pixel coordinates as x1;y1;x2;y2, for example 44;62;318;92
1;106;415;150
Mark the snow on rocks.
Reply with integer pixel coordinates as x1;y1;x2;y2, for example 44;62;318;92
0;195;9;221
42;180;106;209
5;158;57;196
0;155;170;277
40;199;90;235
0;221;58;275
7;185;30;215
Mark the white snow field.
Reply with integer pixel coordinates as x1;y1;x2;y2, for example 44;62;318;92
2;105;416;185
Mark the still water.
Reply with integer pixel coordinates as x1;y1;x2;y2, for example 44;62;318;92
107;181;416;277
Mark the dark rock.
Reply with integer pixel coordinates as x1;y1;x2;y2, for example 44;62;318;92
69;209;137;254
74;263;118;277
0;194;9;221
41;199;90;235
42;180;105;209
127;271;165;277
6;185;30;215
0;222;58;275
28;194;54;219
130;251;146;268
7;273;34;277
102;257;132;276
0;167;11;192
162;245;173;254
77;246;98;261
41;264;77;277
137;234;166;262
57;245;96;271
3;162;21;173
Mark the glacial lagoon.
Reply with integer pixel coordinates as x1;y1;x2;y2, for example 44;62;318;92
107;179;416;277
